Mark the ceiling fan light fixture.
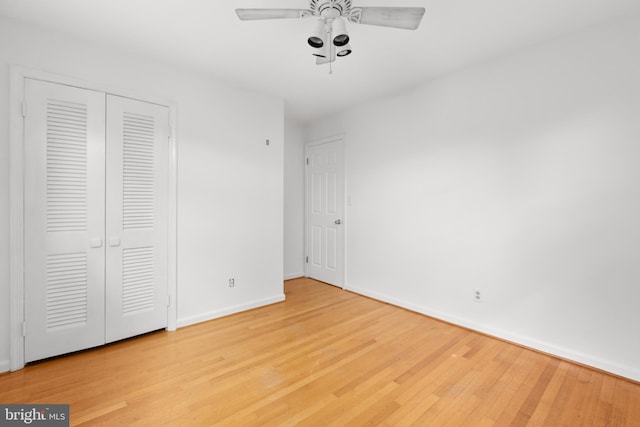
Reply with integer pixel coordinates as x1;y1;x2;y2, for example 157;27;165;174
312;44;328;58
308;35;324;48
308;20;325;48
332;17;349;46
337;43;352;57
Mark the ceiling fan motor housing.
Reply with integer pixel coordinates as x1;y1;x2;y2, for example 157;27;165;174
311;0;353;18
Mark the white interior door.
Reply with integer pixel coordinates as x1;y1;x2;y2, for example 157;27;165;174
105;95;169;343
24;79;107;362
305;137;345;287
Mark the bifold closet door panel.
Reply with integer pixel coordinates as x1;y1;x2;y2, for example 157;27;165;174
24;79;107;363
105;95;169;343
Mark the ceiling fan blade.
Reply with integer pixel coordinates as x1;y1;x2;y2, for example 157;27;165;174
236;9;312;21
350;7;426;30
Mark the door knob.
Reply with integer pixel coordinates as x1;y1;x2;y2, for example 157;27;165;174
89;238;103;248
109;237;121;247
335;219;342;225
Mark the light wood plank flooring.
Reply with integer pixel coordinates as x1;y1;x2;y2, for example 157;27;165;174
1;278;639;426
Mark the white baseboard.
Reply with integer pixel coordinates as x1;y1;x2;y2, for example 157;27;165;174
346;284;640;383
0;359;9;373
177;294;286;328
284;272;305;281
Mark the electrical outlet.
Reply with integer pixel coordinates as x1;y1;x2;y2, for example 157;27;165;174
229;278;235;288
473;289;482;302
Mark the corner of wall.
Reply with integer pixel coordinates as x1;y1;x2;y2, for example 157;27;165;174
177;293;286;328
344;284;640;383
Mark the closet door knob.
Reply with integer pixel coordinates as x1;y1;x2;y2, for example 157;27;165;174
90;238;103;248
109;237;121;247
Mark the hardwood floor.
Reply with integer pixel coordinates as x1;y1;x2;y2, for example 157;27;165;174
2;278;639;426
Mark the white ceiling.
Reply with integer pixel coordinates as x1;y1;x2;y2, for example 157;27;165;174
1;0;639;123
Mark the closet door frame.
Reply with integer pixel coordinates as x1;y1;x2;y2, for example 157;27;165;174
9;66;178;371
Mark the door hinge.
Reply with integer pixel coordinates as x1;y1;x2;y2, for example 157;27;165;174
306;158;309;166
21;102;26;118
167;294;171;308
22;321;27;337
306;256;309;263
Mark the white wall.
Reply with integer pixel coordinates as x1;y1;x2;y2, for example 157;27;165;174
283;115;305;280
306;13;640;381
0;16;284;371
0;20;9;373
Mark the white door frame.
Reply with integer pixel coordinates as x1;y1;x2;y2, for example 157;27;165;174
9;66;178;371
304;134;346;288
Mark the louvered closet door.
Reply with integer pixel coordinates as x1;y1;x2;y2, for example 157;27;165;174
24;79;107;362
105;95;169;343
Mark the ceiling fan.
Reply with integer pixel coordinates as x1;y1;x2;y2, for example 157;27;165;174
236;0;425;66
